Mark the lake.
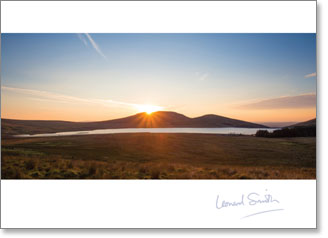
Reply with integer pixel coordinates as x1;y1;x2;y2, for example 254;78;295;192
15;127;278;138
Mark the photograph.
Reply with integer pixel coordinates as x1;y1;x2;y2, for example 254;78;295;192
1;33;316;180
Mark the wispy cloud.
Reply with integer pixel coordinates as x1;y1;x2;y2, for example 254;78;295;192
77;33;108;61
238;93;316;110
77;33;88;47
304;72;316;78
2;86;154;110
195;72;209;81
200;73;208;81
2;86;92;105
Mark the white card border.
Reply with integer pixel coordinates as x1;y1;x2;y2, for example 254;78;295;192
0;0;317;229
1;1;316;33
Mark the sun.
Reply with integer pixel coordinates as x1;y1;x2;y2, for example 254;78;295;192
136;104;163;115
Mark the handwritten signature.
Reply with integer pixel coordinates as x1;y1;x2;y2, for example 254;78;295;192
216;190;284;219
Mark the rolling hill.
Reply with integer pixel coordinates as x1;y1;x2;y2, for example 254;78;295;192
1;111;268;136
286;118;316;128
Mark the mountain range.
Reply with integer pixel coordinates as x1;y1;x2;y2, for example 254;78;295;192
2;111;268;136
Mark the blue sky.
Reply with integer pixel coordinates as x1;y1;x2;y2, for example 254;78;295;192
1;33;316;122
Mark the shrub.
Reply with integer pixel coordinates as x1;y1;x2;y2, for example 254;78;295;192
167;165;175;172
88;163;97;176
255;130;270;137
209;170;217;177
25;159;36;170
30;171;40;178
138;166;147;174
96;168;104;178
2;167;22;179
67;161;74;169
151;169;160;179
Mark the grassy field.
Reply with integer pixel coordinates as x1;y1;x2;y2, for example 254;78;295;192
1;133;316;179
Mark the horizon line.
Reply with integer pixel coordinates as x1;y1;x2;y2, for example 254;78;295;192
0;110;315;125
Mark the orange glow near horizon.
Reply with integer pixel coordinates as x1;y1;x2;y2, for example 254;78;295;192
135;104;163;115
1;107;316;123
220;108;316;124
1;89;315;123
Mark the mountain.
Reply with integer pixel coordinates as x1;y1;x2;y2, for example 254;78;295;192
259;121;298;128
192;114;265;128
1;111;268;136
286;118;316;128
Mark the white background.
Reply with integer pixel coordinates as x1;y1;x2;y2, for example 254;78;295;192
1;180;316;228
1;1;316;33
1;0;327;237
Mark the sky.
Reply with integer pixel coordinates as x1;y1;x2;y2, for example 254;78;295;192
1;33;316;123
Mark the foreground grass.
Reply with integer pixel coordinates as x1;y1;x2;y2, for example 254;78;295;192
1;133;316;179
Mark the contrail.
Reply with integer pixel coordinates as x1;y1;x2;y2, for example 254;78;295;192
77;33;108;61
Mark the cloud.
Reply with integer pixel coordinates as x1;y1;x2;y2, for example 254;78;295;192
304;72;316;78
195;72;209;81
238;93;316;110
2;86;91;104
200;73;208;81
77;33;108;61
1;86;154;110
77;34;88;47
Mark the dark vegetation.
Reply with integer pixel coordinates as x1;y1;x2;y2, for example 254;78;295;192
1;111;268;137
256;126;316;138
256;118;316;138
1;133;316;179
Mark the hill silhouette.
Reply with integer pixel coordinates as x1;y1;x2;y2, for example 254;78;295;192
1;111;268;136
286;118;316;128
